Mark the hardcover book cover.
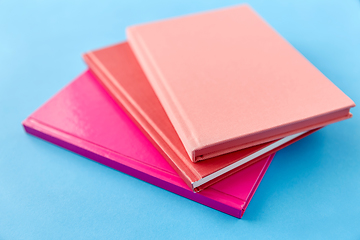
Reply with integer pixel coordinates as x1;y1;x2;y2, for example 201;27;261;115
23;70;275;218
84;42;317;192
126;4;355;162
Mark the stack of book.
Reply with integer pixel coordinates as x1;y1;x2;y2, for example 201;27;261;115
23;5;355;218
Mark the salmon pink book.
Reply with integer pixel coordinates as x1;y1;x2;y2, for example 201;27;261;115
126;4;355;162
83;42;317;192
23;70;275;218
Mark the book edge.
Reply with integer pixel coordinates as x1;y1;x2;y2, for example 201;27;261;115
22;117;248;218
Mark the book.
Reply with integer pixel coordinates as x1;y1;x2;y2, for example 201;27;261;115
23;70;275;218
83;42;317;192
126;4;355;162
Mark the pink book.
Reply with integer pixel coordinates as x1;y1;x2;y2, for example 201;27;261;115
127;4;355;162
23;70;274;218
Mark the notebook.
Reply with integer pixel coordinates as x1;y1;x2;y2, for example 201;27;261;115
23;70;275;218
126;4;355;162
84;42;317;192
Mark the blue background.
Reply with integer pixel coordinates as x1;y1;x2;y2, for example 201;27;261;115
1;0;359;239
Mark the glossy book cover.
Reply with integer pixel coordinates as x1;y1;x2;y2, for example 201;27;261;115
84;42;318;192
127;5;355;162
23;70;275;218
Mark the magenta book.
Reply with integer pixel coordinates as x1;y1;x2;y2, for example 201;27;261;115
23;70;274;218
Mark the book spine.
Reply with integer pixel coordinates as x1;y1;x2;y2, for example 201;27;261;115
83;52;201;191
126;28;199;162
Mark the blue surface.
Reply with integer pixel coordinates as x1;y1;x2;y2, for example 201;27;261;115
1;0;359;239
